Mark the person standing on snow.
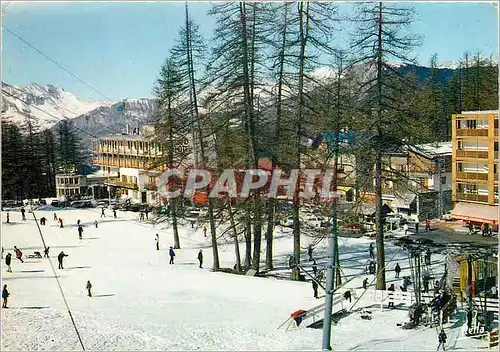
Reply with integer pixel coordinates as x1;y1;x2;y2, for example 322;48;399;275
2;284;10;308
40;217;47;226
437;329;447;351
5;253;12;273
203;225;207;237
6;212;9;224
53;212;58;221
169;246;175;264
312;259;318;275
363;278;369;290
44;247;50;258
395;263;401;278
113;208;117;218
101;207;106;218
21;207;26;221
58;218;64;228
197;250;203;268
78;225;84;240
94;220;98;228
312;278;319;299
308;245;314;261
57;251;68;269
369;243;374;259
86;280;92;297
155;234;159;251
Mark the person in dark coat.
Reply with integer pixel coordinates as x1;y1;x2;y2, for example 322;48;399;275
155;234;159;251
425;248;431;266
203;226;207;237
145;208;149;220
344;290;352;303
44;247;50;258
369;261;376;274
388;283;395;308
363;278;369;290
21;207;26;221
197;249;203;268
113;208;117;218
6;212;9;223
312;278;319;298
58;251;68;269
369;243;374;259
2;284;10;308
437;329;447;351
312;259;318;275
94;220;98;228
169;246;175;264
59;218;64;228
307;245;314;261
86;280;92;297
101;208;106;218
40;217;47;226
5;253;12;273
395;263;401;278
53;212;58;221
78;225;84;240
13;246;23;263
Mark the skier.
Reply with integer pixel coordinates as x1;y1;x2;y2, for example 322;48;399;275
101;207;106;218
145;208;149;220
312;259;318;275
21;207;26;221
57;251;68;269
197;249;203;268
395;263;401;278
155;234;159;251
363;278;369;290
58;218;64;228
78;225;84;240
86;280;92;297
425;217;431;231
13;246;23;263
94;220;98;228
5;253;12;273
307;245;314;261
312;278;319;298
437;329;447;351
369;243;374;259
113;208;117;218
2;284;9;308
40;217;47;226
190;220;195;229
169;246;175;264
203;225;207;237
6;212;9;224
344;290;352;303
44;247;50;258
369;261;376;274
388;283;395;308
53;212;58;221
423;274;430;293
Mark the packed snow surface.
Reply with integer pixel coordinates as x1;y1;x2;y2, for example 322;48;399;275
1;208;485;350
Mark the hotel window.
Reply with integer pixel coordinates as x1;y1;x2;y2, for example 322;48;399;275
466;120;477;129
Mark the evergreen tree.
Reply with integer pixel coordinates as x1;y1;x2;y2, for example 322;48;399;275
57;119;82;173
1;121;25;200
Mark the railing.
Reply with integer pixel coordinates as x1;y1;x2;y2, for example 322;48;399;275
456;129;489;137
456;171;489;181
105;179;139;190
456;193;489;203
456;150;489;159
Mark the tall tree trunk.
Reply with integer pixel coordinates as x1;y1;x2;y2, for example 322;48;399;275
244;215;252;268
167;99;181;249
291;1;310;280
375;2;386;290
228;199;242;271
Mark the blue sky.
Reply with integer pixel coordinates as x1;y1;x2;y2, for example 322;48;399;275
2;1;498;102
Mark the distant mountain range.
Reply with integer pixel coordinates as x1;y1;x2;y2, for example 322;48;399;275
1;62;467;152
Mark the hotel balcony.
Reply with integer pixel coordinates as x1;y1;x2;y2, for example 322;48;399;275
105;178;139;190
456;150;489;159
456;171;489;182
455;193;489;203
456;129;489;137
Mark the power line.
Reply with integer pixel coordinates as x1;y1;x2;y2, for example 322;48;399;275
3;25;114;102
31;212;86;351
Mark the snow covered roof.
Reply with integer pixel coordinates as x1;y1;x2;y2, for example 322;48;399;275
461;110;498;115
99;134;146;141
409;142;452;159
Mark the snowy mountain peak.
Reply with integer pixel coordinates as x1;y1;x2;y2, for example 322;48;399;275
1;82;116;130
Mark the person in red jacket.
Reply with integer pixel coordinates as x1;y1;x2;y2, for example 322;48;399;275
13;246;23;263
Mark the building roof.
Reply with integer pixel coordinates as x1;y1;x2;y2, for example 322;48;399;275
451;202;499;225
460;110;498;115
408;142;452;159
98;134;148;141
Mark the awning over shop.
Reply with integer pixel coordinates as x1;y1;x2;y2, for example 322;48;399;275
451;202;499;225
390;194;416;210
337;186;352;193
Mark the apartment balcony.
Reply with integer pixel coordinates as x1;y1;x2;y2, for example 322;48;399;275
456;171;489;182
105;178;139;190
456;150;489;159
456;129;489;137
455;193;489;203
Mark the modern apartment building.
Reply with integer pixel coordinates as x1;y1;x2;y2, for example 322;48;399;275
451;110;498;227
91;125;193;204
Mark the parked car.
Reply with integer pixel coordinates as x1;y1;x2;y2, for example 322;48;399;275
51;200;60;207
280;216;294;227
71;201;85;208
